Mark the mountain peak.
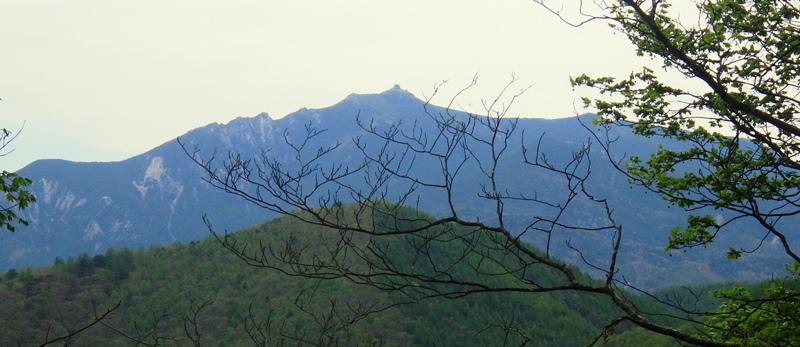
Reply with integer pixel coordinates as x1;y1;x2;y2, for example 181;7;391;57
382;84;409;94
223;111;272;127
341;84;420;109
378;84;417;100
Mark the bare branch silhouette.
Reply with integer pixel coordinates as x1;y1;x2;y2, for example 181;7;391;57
181;79;745;346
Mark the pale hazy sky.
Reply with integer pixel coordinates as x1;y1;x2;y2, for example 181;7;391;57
1;0;661;171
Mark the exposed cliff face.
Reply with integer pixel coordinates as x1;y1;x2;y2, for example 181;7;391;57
4;88;419;272
4;86;795;289
11;155;194;264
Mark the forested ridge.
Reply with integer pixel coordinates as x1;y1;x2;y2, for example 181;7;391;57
1;208;627;346
6;204;794;346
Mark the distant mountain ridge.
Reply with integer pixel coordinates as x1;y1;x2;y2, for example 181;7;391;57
6;85;794;288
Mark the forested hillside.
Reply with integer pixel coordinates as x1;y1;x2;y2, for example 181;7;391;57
1;209;625;346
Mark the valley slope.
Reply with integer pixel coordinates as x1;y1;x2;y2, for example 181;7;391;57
0;208;621;346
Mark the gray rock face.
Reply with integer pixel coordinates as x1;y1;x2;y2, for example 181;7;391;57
4;86;794;289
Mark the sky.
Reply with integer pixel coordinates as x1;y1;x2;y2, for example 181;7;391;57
1;0;673;171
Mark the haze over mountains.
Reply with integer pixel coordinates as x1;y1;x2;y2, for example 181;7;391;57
6;86;793;288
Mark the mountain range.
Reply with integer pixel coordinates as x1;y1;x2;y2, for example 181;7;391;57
6;85;794;289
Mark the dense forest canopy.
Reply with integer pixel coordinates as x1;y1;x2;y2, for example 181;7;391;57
1;212;626;346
